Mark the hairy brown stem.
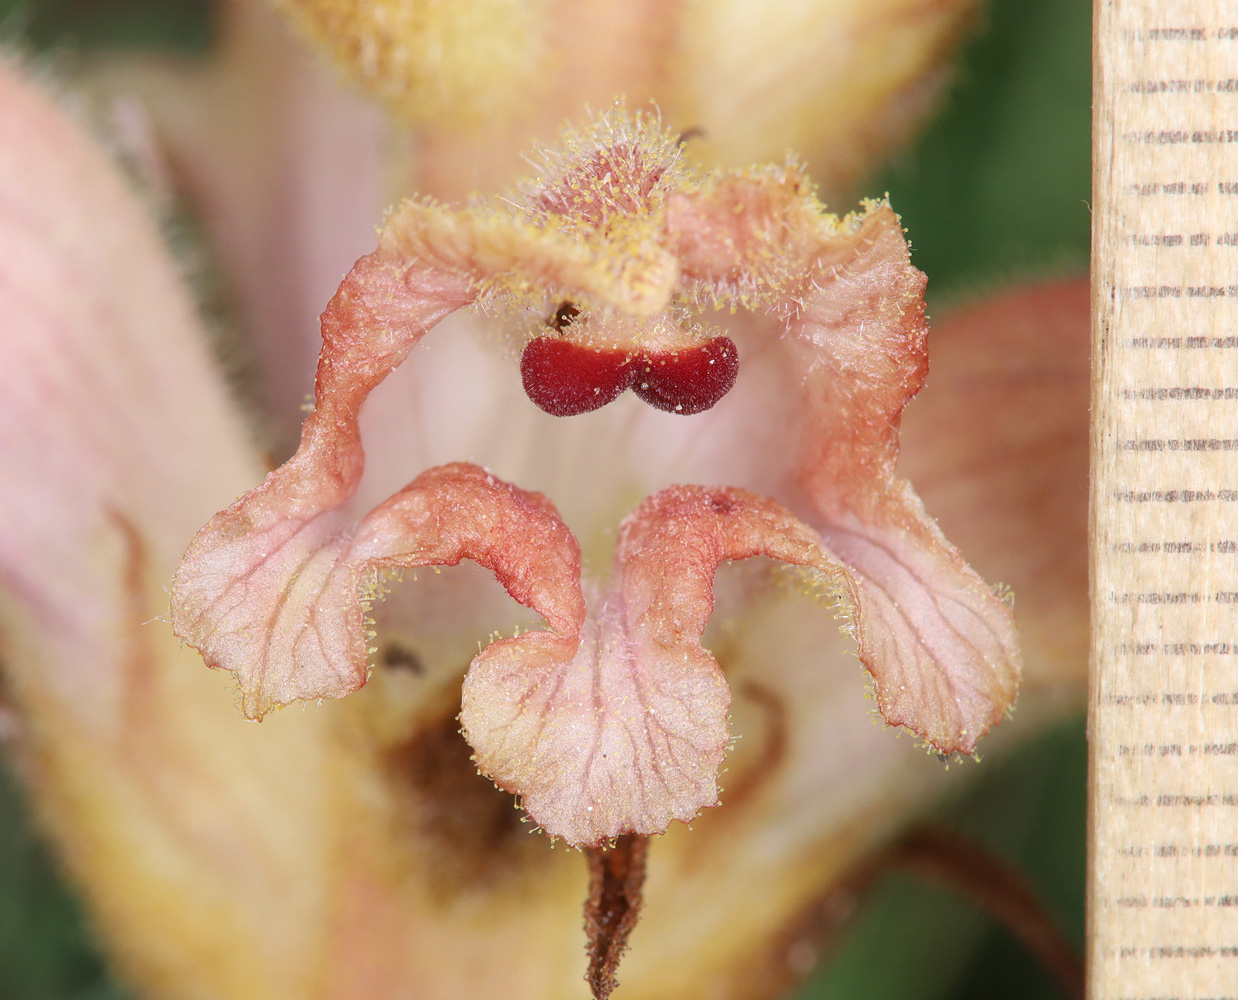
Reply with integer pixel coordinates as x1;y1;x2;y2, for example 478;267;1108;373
583;834;649;1000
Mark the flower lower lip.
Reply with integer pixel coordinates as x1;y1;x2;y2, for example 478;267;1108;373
520;335;739;416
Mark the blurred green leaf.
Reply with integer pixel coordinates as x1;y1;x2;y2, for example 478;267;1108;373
796;721;1086;1000
0;763;131;1000
0;0;209;51
877;0;1091;308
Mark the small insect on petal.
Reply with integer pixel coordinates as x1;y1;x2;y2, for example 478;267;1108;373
632;336;738;414
521;337;634;416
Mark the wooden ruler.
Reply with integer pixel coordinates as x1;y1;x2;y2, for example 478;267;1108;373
1092;2;1238;996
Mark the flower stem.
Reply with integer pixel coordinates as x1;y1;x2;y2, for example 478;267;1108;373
583;833;649;999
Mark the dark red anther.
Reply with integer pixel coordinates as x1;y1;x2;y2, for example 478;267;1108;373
521;337;633;416
632;336;738;414
520;335;739;417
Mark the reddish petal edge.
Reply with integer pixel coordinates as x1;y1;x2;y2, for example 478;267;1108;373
460;485;842;847
169;198;623;717
173;459;583;720
170;237;471;718
668;180;1021;755
787;205;1022;755
169;178;689;720
899;279;1089;691
170;183;677;719
349;462;585;641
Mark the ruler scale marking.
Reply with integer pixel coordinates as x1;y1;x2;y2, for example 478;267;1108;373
1093;2;1238;997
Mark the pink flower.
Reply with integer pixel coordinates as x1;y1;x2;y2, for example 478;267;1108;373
170;110;1020;850
0;4;1087;997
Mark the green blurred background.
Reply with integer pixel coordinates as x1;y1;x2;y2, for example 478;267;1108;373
0;0;1090;997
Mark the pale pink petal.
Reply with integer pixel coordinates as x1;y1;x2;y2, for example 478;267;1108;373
668;181;1020;753
899;279;1090;690
169;239;472;716
786;208;1020;754
461;485;837;846
170;191;680;717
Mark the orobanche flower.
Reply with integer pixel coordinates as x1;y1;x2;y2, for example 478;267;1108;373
171;111;1020;858
0;5;1087;997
